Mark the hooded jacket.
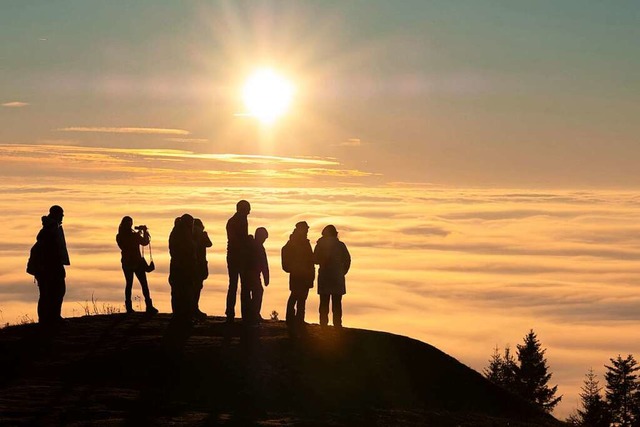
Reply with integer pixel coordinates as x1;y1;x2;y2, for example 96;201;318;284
36;215;70;277
282;230;315;290
313;235;350;295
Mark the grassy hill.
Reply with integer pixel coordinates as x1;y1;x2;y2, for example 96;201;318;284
0;315;563;426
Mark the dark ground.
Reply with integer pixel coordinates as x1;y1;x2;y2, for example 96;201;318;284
0;314;564;426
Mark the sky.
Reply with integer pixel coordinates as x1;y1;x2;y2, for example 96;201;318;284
1;0;640;419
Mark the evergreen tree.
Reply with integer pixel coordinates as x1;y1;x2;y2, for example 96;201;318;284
502;345;519;392
484;345;518;394
605;354;639;427
568;368;610;427
516;329;562;412
484;345;505;384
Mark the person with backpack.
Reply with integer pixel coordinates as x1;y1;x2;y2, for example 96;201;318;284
116;216;158;314
313;225;351;328
281;221;315;327
29;205;70;325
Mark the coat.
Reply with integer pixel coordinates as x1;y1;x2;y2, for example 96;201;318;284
168;224;196;287
281;231;315;291
35;215;70;279
313;236;350;295
193;230;212;281
116;229;149;270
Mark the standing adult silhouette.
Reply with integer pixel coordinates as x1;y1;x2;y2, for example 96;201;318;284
314;225;351;328
169;214;196;322
225;200;251;323
193;218;212;320
282;221;315;327
33;205;70;325
116;216;158;314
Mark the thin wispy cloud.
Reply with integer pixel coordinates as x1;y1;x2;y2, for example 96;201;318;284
165;138;209;143
335;138;364;147
2;101;29;108
57;127;190;135
0;144;370;184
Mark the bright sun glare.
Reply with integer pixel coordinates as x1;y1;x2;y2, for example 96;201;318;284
242;68;294;125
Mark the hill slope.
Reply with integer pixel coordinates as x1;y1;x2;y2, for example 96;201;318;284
0;315;562;426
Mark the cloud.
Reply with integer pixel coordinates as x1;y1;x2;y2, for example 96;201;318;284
2;101;29;108
56;127;190;135
335;138;364;147
165;138;209;143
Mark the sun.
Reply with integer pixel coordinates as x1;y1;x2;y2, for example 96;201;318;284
242;68;294;125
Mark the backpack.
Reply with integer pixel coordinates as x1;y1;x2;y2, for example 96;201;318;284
26;241;43;276
281;242;292;273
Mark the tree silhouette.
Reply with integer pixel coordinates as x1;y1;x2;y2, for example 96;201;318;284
515;329;562;412
567;368;610;427
604;354;639;427
484;345;519;393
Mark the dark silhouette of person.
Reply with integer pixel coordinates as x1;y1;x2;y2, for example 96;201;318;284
34;205;70;325
193;218;212;320
281;221;315;327
245;227;269;324
116;216;158;314
169;213;196;322
225;200;251;323
314;225;351;328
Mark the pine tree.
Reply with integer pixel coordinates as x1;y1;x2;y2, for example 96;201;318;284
516;329;562;412
568;368;610;427
605;354;639;427
484;345;518;394
484;345;505;384
502;345;519;392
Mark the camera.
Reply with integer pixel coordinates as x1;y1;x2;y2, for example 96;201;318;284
134;225;148;231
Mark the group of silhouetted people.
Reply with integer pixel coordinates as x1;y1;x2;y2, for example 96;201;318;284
29;201;351;329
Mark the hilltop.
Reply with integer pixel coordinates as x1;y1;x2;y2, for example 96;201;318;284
0;315;562;426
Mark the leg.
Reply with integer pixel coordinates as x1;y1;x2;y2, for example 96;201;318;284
225;259;239;320
286;292;296;324
240;277;253;323
37;277;50;323
296;288;310;324
332;294;343;327
253;284;264;320
123;267;135;312
319;294;330;326
52;276;66;320
134;267;157;313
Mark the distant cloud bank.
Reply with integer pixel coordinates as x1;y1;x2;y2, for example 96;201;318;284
2;101;29;108
56;127;190;135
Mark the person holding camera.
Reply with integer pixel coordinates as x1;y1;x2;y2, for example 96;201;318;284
116;216;158;314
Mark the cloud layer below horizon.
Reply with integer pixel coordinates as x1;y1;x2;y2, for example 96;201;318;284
1;182;639;417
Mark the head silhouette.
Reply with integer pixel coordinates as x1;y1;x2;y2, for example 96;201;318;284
321;225;338;238
193;218;204;232
294;221;309;238
255;227;268;244
180;214;194;232
49;205;64;224
236;200;251;216
119;216;133;233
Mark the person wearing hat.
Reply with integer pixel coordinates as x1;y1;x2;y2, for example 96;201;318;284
33;205;70;325
313;225;351;328
281;221;315;326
